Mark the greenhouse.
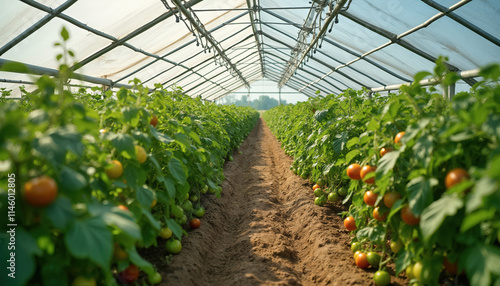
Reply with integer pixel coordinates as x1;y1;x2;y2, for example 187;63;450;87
0;0;499;286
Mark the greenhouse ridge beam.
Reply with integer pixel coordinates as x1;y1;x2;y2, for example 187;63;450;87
246;0;264;78
0;0;77;56
0;59;132;89
278;0;348;88
260;31;382;88
171;0;250;89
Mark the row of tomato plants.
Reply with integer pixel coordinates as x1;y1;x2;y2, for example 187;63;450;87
263;59;500;286
0;31;259;286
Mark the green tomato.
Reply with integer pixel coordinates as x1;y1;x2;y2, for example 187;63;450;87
177;215;187;225
316;178;325;186
193;207;205;218
413;262;423;281
313;188;324;197
301;173;308;179
314;196;326;206
166;239;182;254
390;240;404;253
160;227;172;239
190;195;199;202
171;205;184;219
351;242;362;253
367;252;381;267
72;275;96;286
185;193;190;200
338;187;348;196
182;200;193;212
373;270;391;286
148;272;162;285
406;264;415;280
201;185;208;194
328;191;340;202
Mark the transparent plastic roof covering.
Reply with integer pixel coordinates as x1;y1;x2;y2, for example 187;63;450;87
1;0;499;99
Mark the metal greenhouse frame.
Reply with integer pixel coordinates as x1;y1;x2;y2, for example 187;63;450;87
0;0;499;100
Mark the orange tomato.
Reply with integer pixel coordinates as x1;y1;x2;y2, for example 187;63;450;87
363;191;378;206
105;160;123;179
344;216;357;231
23;176;58;207
401;205;420;225
380;146;394;157
347;164;362;180
445;168;470;189
360;165;376;184
394;132;405;145
383;192;401;208
355;252;370;269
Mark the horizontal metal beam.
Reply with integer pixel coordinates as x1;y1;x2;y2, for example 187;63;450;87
0;0;77;56
0;59;133;89
421;0;500;47
371;68;480;92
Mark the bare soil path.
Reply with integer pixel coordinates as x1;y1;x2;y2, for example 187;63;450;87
144;118;408;286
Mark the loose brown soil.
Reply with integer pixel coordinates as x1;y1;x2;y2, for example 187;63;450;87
142;118;408;286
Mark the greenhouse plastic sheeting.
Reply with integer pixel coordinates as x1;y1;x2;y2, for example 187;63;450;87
1;0;499;99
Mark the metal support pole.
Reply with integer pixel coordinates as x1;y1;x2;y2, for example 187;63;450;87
279;87;281;105
446;83;456;100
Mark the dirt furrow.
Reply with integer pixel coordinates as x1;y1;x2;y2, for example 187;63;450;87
146;118;408;286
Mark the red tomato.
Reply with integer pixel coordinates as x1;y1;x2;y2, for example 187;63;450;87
150;115;158;127
344;216;357;231
363;191;378;206
401;205;420;225
347;164;362;180
373;207;388;221
23;176;58;207
394;131;405;144
312;184;321;191
189;218;201;229
445;168;470;189
360;165;376;184
121;264;139;283
355;252;370;269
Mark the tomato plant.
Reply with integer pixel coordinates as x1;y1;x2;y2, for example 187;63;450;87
264;59;500;286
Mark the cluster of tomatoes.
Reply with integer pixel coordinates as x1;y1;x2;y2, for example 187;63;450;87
342;131;471;285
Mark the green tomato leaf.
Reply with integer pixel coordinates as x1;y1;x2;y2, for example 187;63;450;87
376;150;401;179
407;176;437;215
60;166;87;193
420;195;463;242
65;216;112;270
150;125;174;144
136;185;154;208
106;132;135;159
395;249;412;276
345;149;360;165
128;247;155;276
45;196;75;229
356;225;385;243
168;157;187;184
166;218;183;240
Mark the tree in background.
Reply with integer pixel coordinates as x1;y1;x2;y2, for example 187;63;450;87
222;95;286;110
